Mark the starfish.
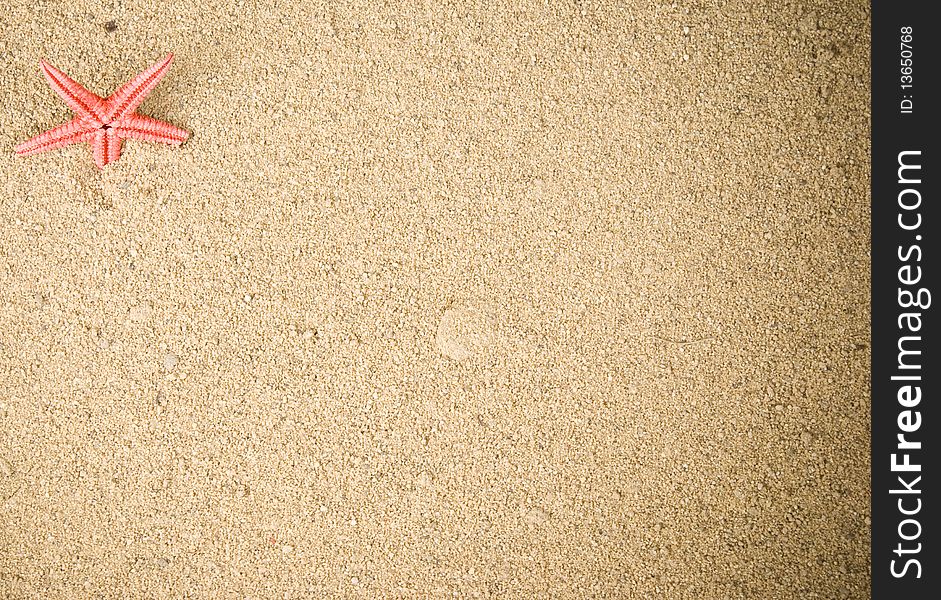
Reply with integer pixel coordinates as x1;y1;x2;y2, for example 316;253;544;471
15;53;189;168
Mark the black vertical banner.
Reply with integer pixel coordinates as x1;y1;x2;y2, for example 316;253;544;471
872;2;938;598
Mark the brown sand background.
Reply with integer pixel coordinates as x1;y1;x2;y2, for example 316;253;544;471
1;1;870;598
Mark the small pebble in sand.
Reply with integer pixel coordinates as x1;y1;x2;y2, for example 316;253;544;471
128;302;152;323
163;353;179;371
435;304;494;362
525;507;549;526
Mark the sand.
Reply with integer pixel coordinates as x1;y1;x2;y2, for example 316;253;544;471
0;1;870;598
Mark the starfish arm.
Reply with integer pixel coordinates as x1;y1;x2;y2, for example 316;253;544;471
14;117;97;156
106;53;176;122
91;128;123;169
114;114;189;146
39;60;107;123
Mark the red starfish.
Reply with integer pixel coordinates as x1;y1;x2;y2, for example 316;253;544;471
15;53;189;168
